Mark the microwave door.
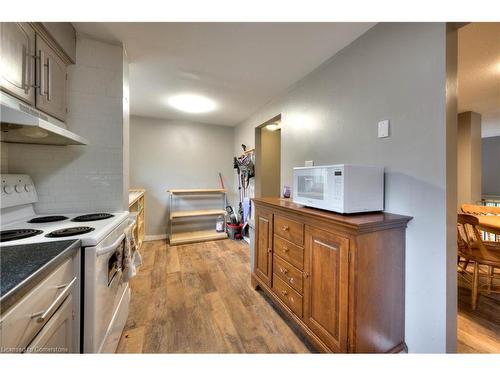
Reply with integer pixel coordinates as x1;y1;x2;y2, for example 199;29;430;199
297;170;326;202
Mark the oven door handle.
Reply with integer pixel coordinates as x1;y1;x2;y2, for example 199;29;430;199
97;233;126;256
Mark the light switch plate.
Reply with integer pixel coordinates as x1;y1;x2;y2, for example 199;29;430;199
378;120;390;138
305;160;314;167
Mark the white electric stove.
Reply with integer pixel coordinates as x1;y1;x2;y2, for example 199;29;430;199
0;174;133;353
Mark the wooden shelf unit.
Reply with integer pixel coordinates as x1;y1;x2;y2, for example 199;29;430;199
167;188;227;245
129;189;145;250
169;230;228;246
170;208;226;220
168;188;226;194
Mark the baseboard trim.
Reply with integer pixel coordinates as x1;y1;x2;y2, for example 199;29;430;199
144;234;167;241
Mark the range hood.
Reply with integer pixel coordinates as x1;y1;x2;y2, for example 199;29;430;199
0;92;88;146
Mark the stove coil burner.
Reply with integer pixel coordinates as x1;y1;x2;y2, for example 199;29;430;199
71;213;114;222
46;226;95;238
0;229;43;242
28;216;69;223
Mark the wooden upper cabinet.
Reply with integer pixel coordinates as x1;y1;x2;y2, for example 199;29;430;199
35;35;67;121
1;22;74;122
0;23;36;105
40;23;76;64
303;226;349;352
254;208;273;285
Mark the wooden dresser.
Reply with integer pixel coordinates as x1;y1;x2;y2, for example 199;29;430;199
251;198;412;353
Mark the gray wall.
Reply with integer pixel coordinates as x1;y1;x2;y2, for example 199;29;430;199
482;136;500;197
5;35;128;213
129;115;235;238
234;23;453;353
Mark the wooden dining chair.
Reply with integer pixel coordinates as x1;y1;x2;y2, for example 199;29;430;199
462;204;500;239
457;214;500;310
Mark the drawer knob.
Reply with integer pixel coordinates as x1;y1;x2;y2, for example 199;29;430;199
267;248;272;253
280;267;288;274
282;225;289;231
304;272;309;278
289;277;295;284
282;246;289;253
281;290;288;296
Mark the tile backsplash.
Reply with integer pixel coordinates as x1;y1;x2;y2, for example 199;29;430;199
4;35;128;214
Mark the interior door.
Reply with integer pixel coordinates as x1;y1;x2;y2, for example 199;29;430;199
254;208;273;285
0;22;35;105
303;226;349;352
35;35;67;121
26;295;76;353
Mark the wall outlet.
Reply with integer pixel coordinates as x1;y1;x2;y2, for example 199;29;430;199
378;120;390;138
305;160;314;167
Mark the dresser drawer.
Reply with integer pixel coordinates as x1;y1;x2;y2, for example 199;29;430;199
274;215;304;245
274;255;303;294
273;275;303;317
274;235;304;270
0;258;76;350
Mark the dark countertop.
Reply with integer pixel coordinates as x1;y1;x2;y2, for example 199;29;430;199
0;240;80;314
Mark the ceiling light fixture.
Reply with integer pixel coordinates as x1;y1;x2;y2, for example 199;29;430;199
167;94;216;113
265;122;281;131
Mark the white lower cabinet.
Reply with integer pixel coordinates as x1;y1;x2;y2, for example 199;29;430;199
26;295;75;353
0;251;80;354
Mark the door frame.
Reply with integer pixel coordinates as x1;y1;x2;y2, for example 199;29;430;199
254;114;282;198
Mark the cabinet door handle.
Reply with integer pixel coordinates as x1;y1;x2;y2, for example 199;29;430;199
281;225;289;231
314;239;338;251
29;54;39;89
38;49;45;96
22;44;29;93
46;57;51;101
31;277;76;323
267;248;272;253
303;272;309;278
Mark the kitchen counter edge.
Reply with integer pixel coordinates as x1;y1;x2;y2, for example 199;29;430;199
0;239;81;314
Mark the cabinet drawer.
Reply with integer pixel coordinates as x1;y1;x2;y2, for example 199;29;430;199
274;235;304;270
274;255;303;294
273;275;303;317
0;258;75;350
274;215;304;245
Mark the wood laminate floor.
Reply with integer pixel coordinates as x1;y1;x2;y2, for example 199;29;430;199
117;239;500;353
116;239;313;353
457;269;500;353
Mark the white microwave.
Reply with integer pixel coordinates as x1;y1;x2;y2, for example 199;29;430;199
293;164;384;214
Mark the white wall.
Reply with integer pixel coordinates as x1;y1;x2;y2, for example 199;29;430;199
129;115;235;237
234;23;454;353
5;35;128;213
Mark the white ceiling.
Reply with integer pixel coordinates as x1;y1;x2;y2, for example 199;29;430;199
72;22;375;126
458;23;500;138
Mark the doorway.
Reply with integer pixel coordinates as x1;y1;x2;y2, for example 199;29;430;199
255;114;281;198
455;22;500;353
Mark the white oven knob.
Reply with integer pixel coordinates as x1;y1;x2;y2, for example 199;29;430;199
24;184;33;192
3;185;14;194
15;184;24;193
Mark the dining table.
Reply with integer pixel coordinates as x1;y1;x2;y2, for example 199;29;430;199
477;215;500;236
